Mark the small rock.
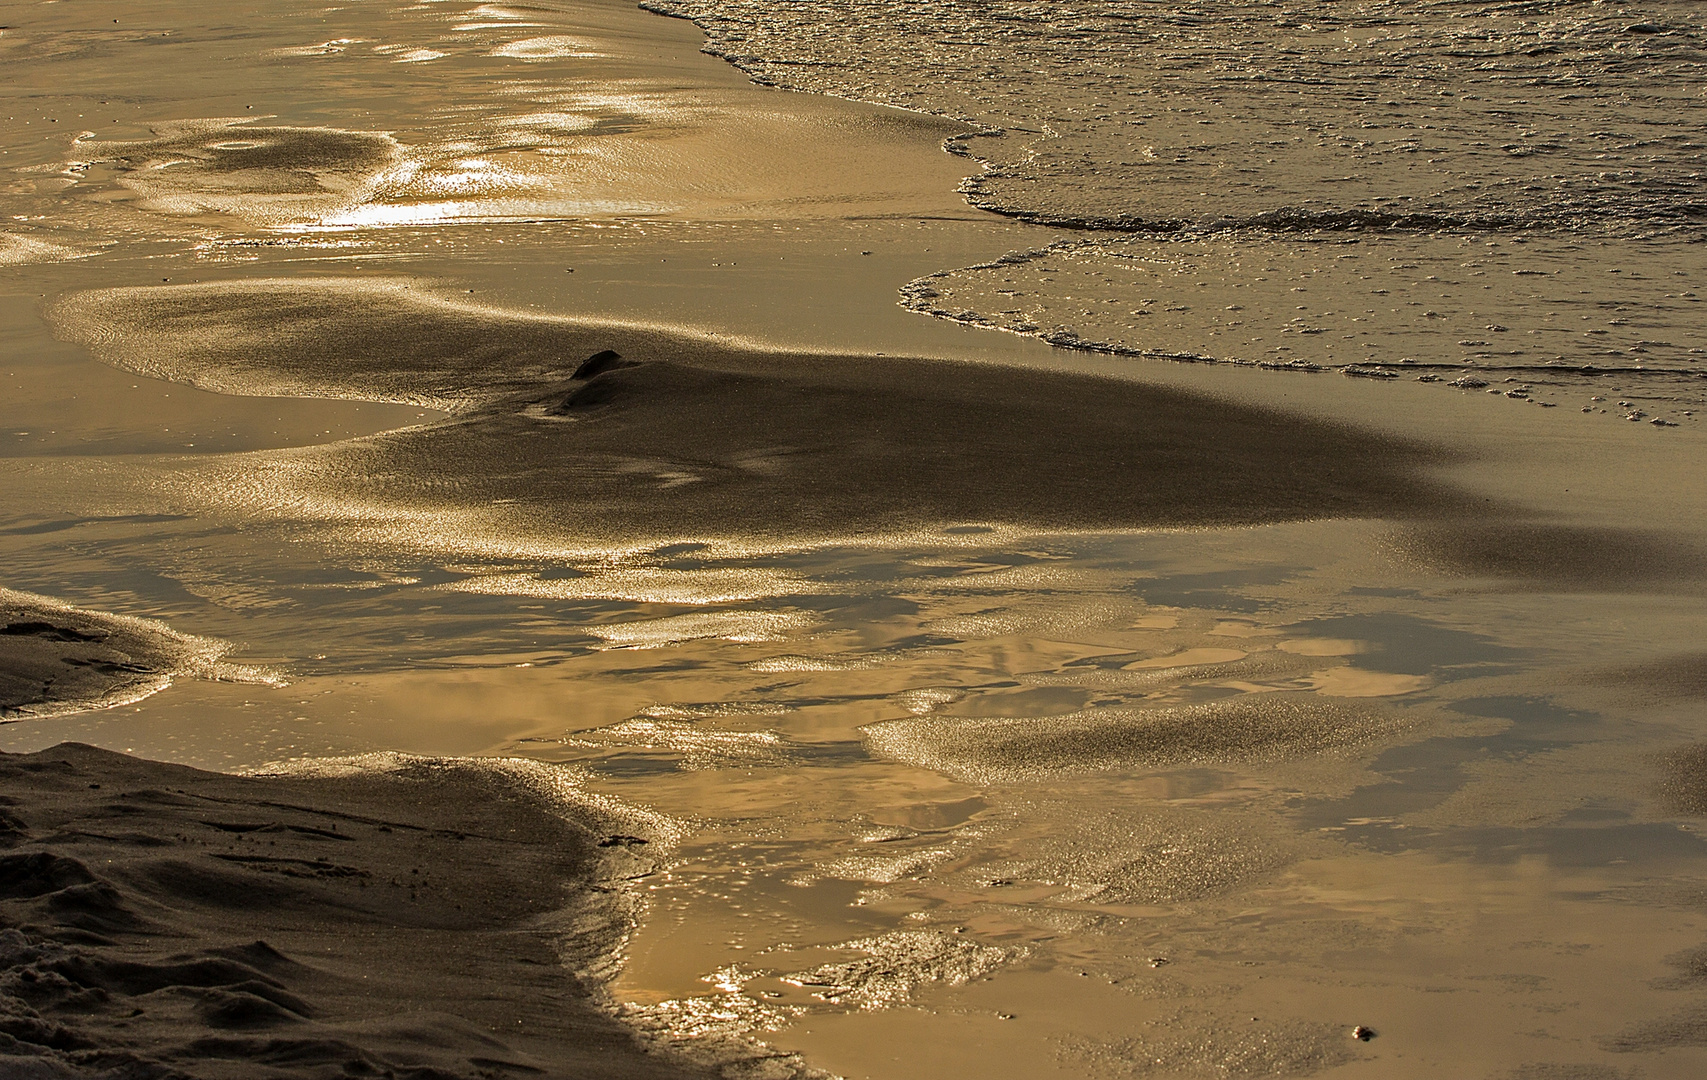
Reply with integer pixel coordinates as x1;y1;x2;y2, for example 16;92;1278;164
1449;375;1488;389
1352;1025;1377;1041
572;350;628;380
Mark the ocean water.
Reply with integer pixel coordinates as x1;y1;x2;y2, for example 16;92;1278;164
4;2;1707;1078
652;0;1707;416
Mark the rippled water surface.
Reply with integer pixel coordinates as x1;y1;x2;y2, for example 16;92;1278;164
4;2;1707;1079
653;0;1707;415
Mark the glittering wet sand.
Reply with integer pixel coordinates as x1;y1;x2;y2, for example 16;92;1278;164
5;2;1707;1079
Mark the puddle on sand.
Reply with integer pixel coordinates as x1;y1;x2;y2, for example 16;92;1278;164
10;464;1707;1078
6;1;1707;1077
6;478;1707;1077
7;514;1670;1078
442;520;1697;1080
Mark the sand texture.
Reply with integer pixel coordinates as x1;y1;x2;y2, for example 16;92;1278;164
0;591;246;722
53;280;1468;542
0;744;701;1080
5;0;1707;1077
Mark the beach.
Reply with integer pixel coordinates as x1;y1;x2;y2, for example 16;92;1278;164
0;741;717;1079
4;1;1707;1077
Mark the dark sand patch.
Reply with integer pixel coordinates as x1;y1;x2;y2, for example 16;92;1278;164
71;121;401;220
82;121;398;178
1652;943;1707;990
1500;1066;1638;1080
0;743;703;1080
0;590;246;721
1387;522;1707;593
1593;653;1707;702
50;280;1473;543
862;694;1404;785
1600;1007;1707;1053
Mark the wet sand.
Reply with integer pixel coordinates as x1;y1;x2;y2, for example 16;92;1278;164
0;588;257;721
4;1;1707;1079
49;278;1471;542
0;742;701;1080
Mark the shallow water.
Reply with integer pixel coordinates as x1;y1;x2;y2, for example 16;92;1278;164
4;2;1707;1079
652;0;1707;417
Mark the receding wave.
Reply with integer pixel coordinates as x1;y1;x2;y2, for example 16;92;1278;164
900;231;1707;416
647;0;1707;422
647;0;1707;233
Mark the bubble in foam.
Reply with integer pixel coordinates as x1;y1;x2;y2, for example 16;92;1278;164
801;846;955;886
566;718;796;771
968;804;1293;905
1070;1010;1355;1078
0;234;86;266
440;564;820;605
746;653;883;673
780;930;1025;1010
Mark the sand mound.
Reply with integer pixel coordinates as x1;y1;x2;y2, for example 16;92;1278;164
0;743;704;1080
51;279;1466;543
0;590;266;721
1389;522;1707;593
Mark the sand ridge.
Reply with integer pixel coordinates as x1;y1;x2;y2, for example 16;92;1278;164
0;589;275;722
51;278;1466;543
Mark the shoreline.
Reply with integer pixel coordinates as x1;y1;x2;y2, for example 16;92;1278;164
4;2;1707;1078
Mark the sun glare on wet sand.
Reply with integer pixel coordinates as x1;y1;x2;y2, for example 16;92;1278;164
3;2;1707;1079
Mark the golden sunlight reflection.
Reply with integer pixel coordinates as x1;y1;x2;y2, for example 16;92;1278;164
10;1;1707;1077
490;36;606;60
439;566;822;605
